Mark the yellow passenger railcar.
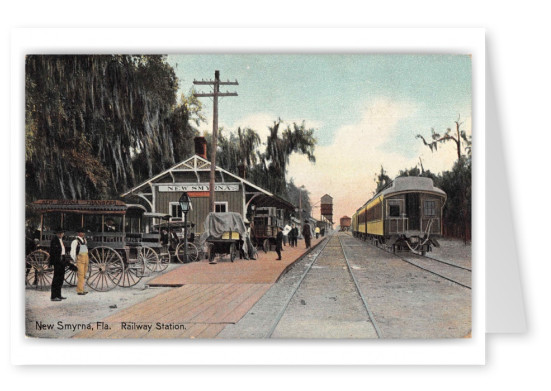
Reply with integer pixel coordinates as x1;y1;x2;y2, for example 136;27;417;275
352;176;447;254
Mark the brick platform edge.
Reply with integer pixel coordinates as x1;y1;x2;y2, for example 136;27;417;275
275;236;328;283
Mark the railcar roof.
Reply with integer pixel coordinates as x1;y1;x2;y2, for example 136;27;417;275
355;176;446;213
382;176;446;197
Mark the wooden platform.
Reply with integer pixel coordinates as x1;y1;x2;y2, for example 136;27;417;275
73;237;324;339
147;237;323;286
74;283;271;338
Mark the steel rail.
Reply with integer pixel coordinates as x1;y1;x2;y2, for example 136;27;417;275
264;236;332;338
417;253;472;272
361;238;472;290
395;254;471;289
337;234;382;338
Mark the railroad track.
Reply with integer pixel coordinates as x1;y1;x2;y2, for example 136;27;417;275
352;235;472;289
397;252;471;289
337;234;382;338
265;233;381;338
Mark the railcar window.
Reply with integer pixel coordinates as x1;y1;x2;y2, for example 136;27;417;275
424;201;436;216
389;205;400;217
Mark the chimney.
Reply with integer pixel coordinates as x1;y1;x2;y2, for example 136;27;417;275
238;163;246;179
194;137;207;159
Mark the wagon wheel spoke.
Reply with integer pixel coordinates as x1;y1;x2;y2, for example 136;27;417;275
119;248;145;288
187;243;198;262
176;242;198;263
25;250;52;290
141;246;160;272
119;263;143;287
158;252;170;271
64;265;77;286
86;247;123;291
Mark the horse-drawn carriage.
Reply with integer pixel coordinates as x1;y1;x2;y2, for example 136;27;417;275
151;217;201;263
25;200;172;292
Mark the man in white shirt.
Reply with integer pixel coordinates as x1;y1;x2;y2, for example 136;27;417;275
71;229;89;295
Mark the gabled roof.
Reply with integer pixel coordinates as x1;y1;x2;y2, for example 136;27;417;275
121;154;272;197
120;154;296;210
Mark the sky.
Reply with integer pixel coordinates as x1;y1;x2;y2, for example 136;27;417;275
167;54;472;224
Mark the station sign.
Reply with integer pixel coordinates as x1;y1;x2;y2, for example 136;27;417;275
158;183;240;192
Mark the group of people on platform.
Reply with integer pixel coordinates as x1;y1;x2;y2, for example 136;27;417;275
46;220;325;299
275;220;316;261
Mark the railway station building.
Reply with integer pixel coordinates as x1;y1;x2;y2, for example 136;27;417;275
120;137;296;235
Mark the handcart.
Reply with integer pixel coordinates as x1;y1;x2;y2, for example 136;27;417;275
199;212;257;263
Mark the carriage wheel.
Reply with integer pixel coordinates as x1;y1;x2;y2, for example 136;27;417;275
158;252;170;271
64;264;77;286
229;243;237;263
141;246;160;272
176;242;198;263
263;239;271;253
119;254;146;288
25;250;52;290
87;247;124;292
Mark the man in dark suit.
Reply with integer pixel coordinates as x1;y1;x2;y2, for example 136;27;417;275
275;226;284;260
302;220;312;249
50;228;69;301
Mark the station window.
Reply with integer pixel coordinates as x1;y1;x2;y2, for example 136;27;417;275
170;202;182;218
424;200;436;216
215;202;228;213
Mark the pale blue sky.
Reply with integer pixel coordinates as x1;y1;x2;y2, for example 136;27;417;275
168;54;471;158
167;54;472;218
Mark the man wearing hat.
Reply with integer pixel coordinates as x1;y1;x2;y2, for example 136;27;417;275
49;228;70;301
71;229;89;295
302;220;312;249
275;226;284;260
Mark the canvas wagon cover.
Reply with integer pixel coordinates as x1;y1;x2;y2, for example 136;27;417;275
198;212;254;259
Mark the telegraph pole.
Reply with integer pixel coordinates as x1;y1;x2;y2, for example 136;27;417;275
193;71;238;212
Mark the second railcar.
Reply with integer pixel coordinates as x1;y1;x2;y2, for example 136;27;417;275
352;176;446;254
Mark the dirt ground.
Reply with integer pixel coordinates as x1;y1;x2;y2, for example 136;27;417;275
25;265;177;338
430;237;472;269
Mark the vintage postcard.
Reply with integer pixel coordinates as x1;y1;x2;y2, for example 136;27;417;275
25;53;472;339
14;28;485;365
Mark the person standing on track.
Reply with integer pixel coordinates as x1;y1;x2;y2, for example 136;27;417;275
71;229;89;295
